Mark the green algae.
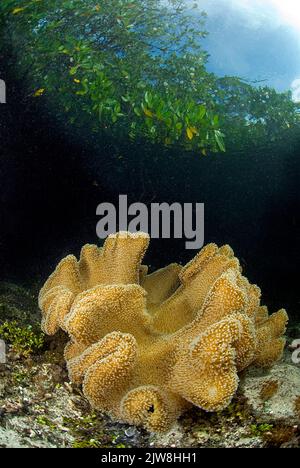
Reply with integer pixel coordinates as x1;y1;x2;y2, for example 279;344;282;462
0;320;45;357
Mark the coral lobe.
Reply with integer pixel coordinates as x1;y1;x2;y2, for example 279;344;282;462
39;232;288;431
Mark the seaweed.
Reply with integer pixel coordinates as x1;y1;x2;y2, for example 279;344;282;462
0;320;45;357
259;380;279;401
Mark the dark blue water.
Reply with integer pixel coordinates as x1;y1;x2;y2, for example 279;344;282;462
0;53;299;321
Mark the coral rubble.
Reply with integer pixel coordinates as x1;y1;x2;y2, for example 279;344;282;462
39;232;288;432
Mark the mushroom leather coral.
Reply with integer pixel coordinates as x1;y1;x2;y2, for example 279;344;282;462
39;232;288;432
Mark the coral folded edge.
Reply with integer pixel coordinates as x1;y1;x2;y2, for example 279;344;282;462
39;231;288;432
